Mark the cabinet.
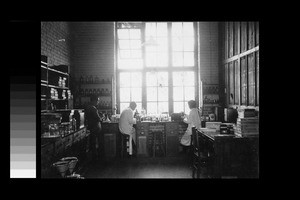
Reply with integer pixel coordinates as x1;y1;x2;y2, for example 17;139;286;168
74;75;113;115
165;122;179;157
102;123;118;158
41;55;72;111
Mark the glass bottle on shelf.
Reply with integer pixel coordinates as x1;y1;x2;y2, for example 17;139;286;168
89;75;93;84
80;76;84;84
85;76;89;84
95;76;99;84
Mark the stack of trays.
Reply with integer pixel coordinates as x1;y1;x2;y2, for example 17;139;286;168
220;123;234;134
235;117;259;137
237;108;256;118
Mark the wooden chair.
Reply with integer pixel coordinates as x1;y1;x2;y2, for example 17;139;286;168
120;133;130;158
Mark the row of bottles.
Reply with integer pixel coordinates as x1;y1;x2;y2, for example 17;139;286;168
79;75;110;84
50;88;72;100
203;96;219;104
97;100;112;109
203;85;219;94
79;100;112;109
50;88;59;100
58;76;67;88
79;88;111;96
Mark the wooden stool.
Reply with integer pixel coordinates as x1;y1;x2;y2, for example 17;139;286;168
120;133;130;158
152;131;165;157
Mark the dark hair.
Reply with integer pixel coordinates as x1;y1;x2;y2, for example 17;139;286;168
90;95;99;102
129;101;137;108
188;100;197;109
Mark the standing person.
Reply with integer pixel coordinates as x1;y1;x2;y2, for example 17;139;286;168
119;102;137;156
85;95;104;162
180;100;202;153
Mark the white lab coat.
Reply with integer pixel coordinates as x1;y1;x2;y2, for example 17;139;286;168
119;107;136;155
183;108;201;136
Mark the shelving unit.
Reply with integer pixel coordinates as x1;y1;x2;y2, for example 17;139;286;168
201;84;220;120
74;75;113;115
41;55;72;110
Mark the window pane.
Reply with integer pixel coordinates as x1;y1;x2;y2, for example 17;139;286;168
184;52;194;66
131;50;142;58
172;22;182;37
118;29;129;39
184;101;191;114
130;59;143;69
130;72;142;87
183;37;194;51
146;72;157;86
147;102;157;114
131;88;142;101
158;87;168;101
120;50;131;58
183;71;195;86
129;29;141;39
119;40;130;49
173;72;184;86
146;23;156;38
184;86;195;101
147;87;157;101
174;102;184;113
172;37;183;51
119;73;131;87
146;52;156;66
173;87;184;101
183;22;194;37
157;52;168;66
130;40;141;49
156;23;168;37
157;72;168;86
158;102;168;113
120;88;130;101
173;52;183;66
120;103;129;113
135;102;142;112
146;45;156;52
157;37;168;51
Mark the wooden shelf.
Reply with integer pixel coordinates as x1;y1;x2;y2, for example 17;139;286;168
80;82;111;85
80;94;111;97
48;84;69;90
41;65;47;70
47;67;69;76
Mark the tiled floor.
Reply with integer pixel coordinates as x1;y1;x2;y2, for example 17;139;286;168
83;155;197;179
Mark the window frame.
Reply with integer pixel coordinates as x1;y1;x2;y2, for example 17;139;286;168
116;22;199;114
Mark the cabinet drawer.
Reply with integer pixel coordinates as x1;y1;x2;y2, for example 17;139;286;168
165;122;178;131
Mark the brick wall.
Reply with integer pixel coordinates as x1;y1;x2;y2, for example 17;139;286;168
69;22;116;108
198;22;219;85
41;22;71;67
69;22;115;80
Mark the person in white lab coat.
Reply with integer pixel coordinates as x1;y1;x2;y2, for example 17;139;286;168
119;102;137;156
180;100;202;153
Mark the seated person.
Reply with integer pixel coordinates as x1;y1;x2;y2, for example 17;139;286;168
119;102;137;156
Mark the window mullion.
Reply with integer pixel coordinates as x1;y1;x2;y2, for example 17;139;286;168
168;22;173;114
